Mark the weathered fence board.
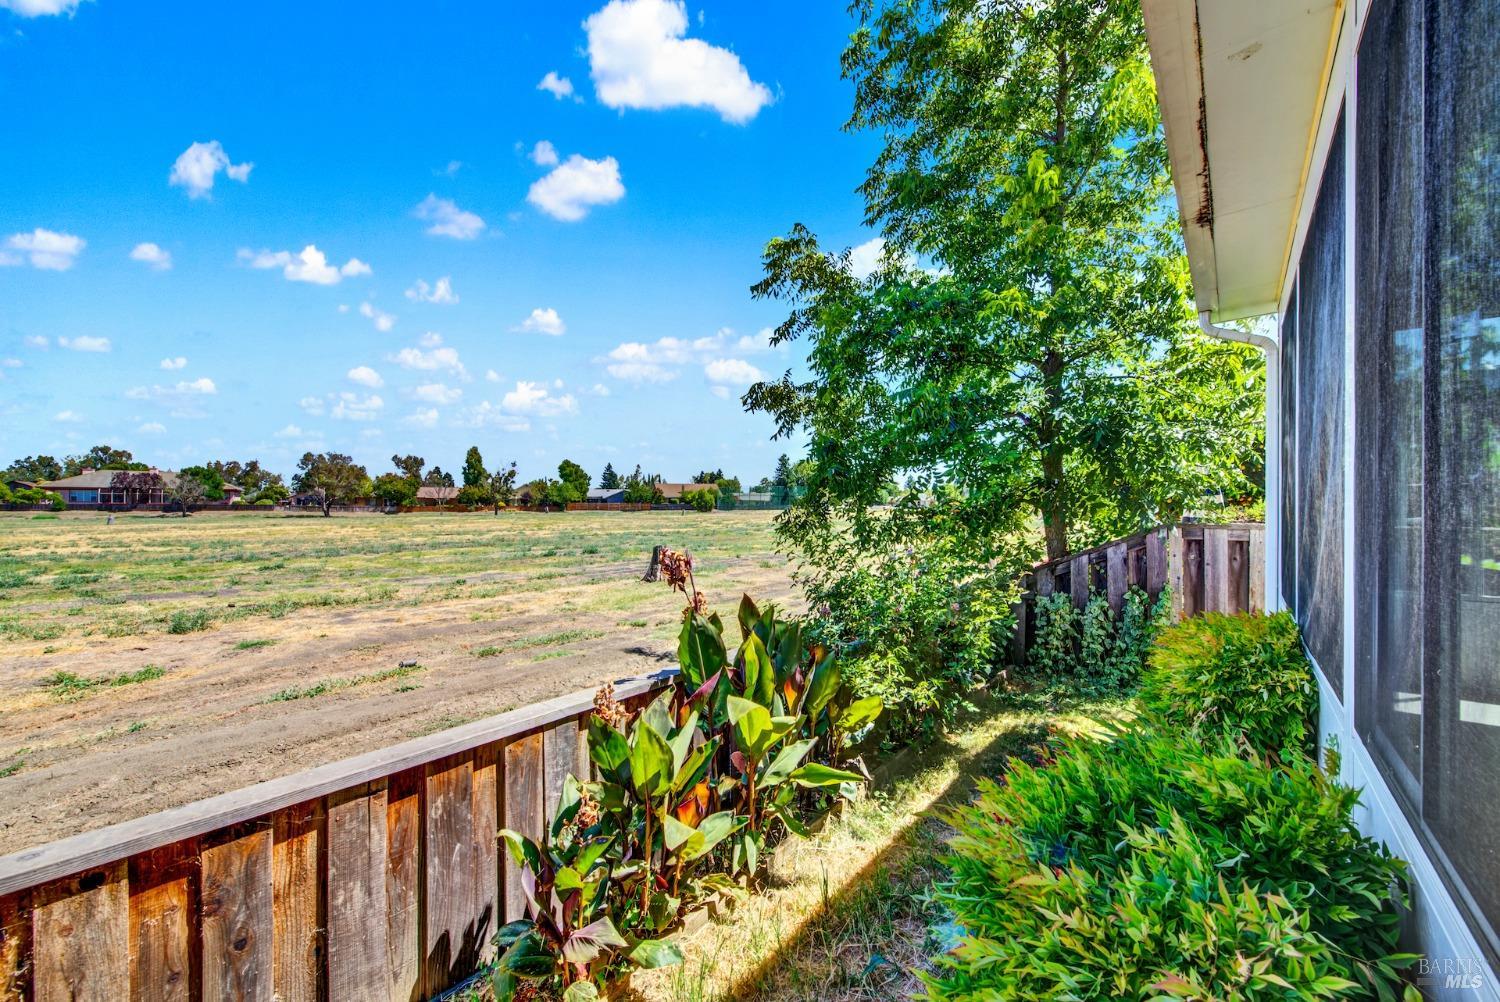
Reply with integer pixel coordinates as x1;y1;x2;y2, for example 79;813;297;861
0;671;675;1001
1016;523;1266;661
326;782;387;1000
200;828;273;1002
501;733;545;925
128;840;196;1001
272;801;324;1002
33;862;128;1001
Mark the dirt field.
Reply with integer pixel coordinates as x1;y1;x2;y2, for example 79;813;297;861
0;509;795;855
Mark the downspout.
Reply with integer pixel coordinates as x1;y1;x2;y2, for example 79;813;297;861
1198;311;1281;611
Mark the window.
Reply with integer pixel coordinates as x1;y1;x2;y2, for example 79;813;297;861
1292;114;1347;694
1355;0;1499;961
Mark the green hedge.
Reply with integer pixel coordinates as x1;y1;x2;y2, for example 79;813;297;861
925;613;1416;1002
1141;611;1316;760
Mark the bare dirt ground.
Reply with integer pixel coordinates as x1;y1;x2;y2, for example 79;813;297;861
0;509;795;854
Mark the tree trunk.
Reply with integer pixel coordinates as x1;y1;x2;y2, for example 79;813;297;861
642;545;664;582
1037;348;1070;560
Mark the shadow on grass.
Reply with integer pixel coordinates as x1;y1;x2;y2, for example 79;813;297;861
623;688;1112;1002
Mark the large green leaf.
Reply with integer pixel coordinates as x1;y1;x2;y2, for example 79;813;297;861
629;721;675;798
587;717;631;785
671;737;717;794
740;633;776;708
726;696;795;761
799;652;841;718
640;689;675;741
681;810;742;861
629;938;684;969
789;762;868;788
678;612;727;688
563;983;600;1002
498;829;542;873
736;593;761;639
662;814;702;856
667;710;698;774
835;695;883;735
760;738;817;786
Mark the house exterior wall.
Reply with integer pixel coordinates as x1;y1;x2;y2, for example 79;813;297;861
1272;0;1499;994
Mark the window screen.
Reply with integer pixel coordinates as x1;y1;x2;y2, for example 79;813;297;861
1355;0;1499;962
1295;114;1346;693
1281;287;1298;613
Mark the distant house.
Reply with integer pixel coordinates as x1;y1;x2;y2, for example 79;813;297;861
414;485;461;504
4;479;37;493
586;487;626;503
37;468;243;506
656;482;718;501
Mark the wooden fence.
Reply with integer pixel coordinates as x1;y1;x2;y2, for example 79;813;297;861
0;671;676;1001
1012;522;1265;660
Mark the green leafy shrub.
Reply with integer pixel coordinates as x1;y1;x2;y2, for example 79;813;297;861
681;488;716;512
167;608;213;634
1029;586;1168;691
925;725;1413;1001
808;539;1016;742
1142;611;1315;759
491;574;878;1001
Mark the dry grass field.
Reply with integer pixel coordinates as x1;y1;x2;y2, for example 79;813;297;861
0;508;794;854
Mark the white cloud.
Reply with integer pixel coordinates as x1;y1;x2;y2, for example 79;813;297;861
437;160;463;177
0;358;20;368
514;307;566;336
160;356;187;370
136;421;166;434
130;242;172;271
274;424;305;439
169;141;253;199
704;357;762;386
485;369;503;383
3;228;85;270
405;276;458;304
238;245;371;286
403;408;440;429
590;383;611;396
537;71;576;100
599;327;776;384
388;337;468;380
126;377;216;400
848;237;886;280
58;335;110;352
359;301;395;332
501;380;578;417
530;140;559;167
585;0;772;124
24;335;49;349
347;365;383;388
413;194;486;240
0;0;89;16
54;409;83;422
528;154;624;222
460;401;531;431
413;382;463;405
330;392;383;421
419;331;444;348
298;396;324;415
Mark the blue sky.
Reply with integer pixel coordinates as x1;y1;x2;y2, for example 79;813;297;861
0;0;883;486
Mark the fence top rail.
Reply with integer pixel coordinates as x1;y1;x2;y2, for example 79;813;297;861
1029;521;1265;579
0;667;677;898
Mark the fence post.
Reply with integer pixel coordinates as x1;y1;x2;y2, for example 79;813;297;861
1248;526;1266;614
1203;527;1229;613
1070;555;1089;609
1167;526;1186;622
1105;543;1128;613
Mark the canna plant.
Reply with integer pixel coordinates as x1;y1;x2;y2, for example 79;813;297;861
493;554;884;1000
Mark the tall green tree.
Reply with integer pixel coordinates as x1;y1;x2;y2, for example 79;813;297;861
294;452;370;517
423;466;454;488
3;455;63;483
557;459;590;500
488;461;519;513
771;455;793;489
391;454;425;484
462;446;486;488
599;462;621;489
747;0;1262;560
